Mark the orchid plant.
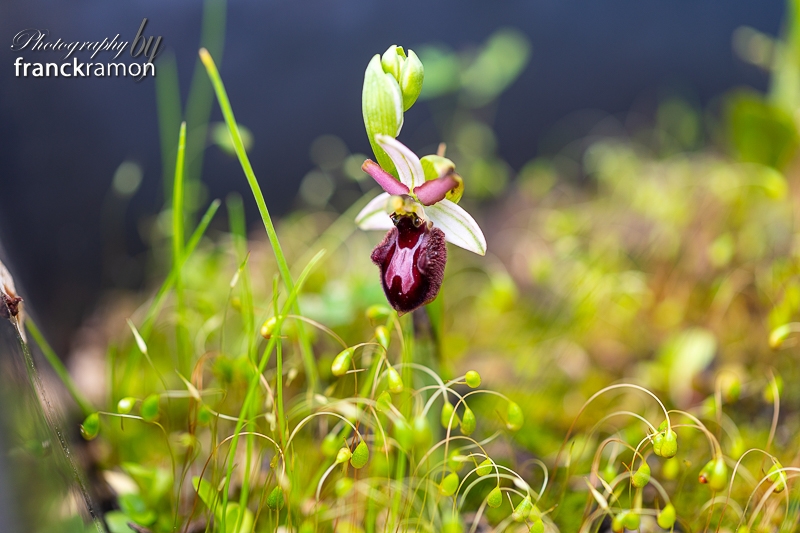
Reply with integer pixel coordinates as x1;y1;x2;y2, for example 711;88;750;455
356;46;487;314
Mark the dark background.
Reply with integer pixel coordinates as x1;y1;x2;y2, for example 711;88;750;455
0;0;783;354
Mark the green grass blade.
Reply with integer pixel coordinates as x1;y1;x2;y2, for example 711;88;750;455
199;48;319;392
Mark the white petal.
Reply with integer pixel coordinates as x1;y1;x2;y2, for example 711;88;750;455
425;199;487;255
355;193;394;230
375;134;424;190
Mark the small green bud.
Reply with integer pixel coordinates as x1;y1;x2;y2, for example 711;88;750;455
331;347;354;377
622;510;640;530
141;394;160;422
80;412;100;440
465;370;481;388
448;449;466;472
506;401;524;431
476;458;493;477
657;503;677;530
660;429;678;459
260;316;279;338
486;486;503;508
375;325;390;350
116;397;136;414
335;477;354;497
441;401;459;429
366;304;391;321
350;440;370;469
439;472;459;497
376;391;392;413
529;518;545;533
412;415;432;449
767;461;787;493
197;405;214;425
652;432;664;457
336;447;352;464
399;49;424;111
611;512;626;533
461;407;476;436
662;457;680;481
512;496;533;522
387;367;404;393
631;462;651;488
699;457;728;492
394;417;414;450
381;45;403;80
266;486;284;510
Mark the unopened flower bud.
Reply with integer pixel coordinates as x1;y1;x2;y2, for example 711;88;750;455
506;401;524;431
631;462;651;488
657;503;677;530
441;401;459;428
375;325;390;350
476;458;493;477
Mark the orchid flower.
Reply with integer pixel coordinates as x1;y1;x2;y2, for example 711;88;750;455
356;134;486;314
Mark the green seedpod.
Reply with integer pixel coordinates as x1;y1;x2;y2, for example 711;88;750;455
322;432;340;457
336;447;352;464
197;405;214;425
506;401;524;431
260;316;279;338
412;415;432;449
80;413;100;440
660;429;678;459
335;477;354;497
465;370;481;388
447;449;466;472
116;397;136;414
622;510;640;530
331;347;355;377
387;367;404;393
512;495;533;522
266;486;284;510
141;394;160;422
476;458;493;477
699;457;728;491
529;518;545;533
611;512;626;533
657;503;677;529
767;461;787;492
461;407;477;436
365;304;391;321
662;457;680;480
441;512;463;533
394;417;414;450
350;441;370;469
376;391;392;413
652;432;664;457
486;486;503;508
441;401;459;429
439;472;459;497
375;325;390;350
631;462;651;488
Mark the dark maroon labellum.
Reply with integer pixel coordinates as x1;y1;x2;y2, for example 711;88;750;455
371;215;446;315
